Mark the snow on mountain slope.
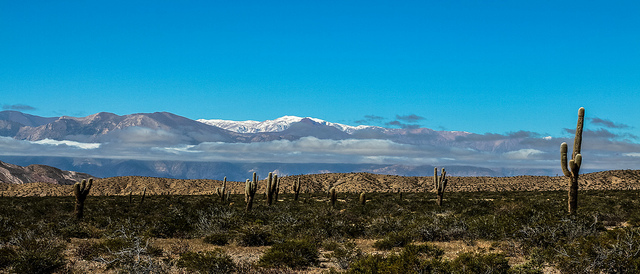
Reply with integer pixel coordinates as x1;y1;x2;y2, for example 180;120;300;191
198;116;380;134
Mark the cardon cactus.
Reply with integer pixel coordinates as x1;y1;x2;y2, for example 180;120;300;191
266;172;279;206
245;172;258;211
216;177;228;202
266;172;274;206
293;177;302;201
141;187;147;204
74;178;93;219
330;187;337;207
359;192;366;206
434;167;447;206
274;174;280;202
562;107;585;214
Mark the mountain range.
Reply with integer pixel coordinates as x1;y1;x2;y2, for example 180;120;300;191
0;110;604;181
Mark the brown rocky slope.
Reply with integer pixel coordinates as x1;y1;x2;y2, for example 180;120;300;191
1;169;639;197
0;160;92;185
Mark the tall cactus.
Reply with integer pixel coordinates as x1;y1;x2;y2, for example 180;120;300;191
245;173;258;211
274;174;280;202
266;172;275;206
216;177;228;202
74;178;93;219
359;192;366;206
140;187;147;205
434;167;447;206
293;177;302;201
330;187;337;207
562;107;585;215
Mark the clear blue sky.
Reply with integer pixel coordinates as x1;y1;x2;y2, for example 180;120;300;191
1;1;639;138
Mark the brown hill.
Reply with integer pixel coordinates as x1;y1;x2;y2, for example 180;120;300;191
0;160;93;185
1;170;639;197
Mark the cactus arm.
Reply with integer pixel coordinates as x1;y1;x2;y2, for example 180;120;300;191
85;178;93;194
433;167;438;190
74;182;81;197
572;154;582;177
560;142;571;177
440;168;446;191
442;178;447;192
573;107;585;159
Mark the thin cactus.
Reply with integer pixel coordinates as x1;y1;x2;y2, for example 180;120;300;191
359;192;366;206
562;107;585;215
128;190;132;204
140;187;147;205
293;177;302;201
330;187;337;207
434;167;448;206
73;178;93;219
216;177;227;202
245;173;258;211
274;174;280;202
266;172;274;206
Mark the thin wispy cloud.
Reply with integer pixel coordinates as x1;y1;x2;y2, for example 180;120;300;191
563;128;638;140
2;104;36;111
396;114;425;122
590;118;630;129
385;121;420;129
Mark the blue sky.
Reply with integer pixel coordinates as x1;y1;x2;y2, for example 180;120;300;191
1;1;639;139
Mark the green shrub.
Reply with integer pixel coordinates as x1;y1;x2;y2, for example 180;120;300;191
325;241;364;269
347;244;447;273
177;249;235;274
0;246;17;269
203;232;231;246
258;239;320;269
509;262;544;274
373;231;413;250
552;228;640;274
11;235;66;274
236;225;274;247
450;252;510;274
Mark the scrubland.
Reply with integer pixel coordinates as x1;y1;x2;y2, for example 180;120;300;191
2;185;640;273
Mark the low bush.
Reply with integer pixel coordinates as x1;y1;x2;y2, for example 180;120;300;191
347;244;447;273
177;249;235;274
258;239;320;269
450;252;510;273
203;232;231;246
10;233;66;274
373;231;413;250
325;241;364;269
236;225;275;247
0;246;17;270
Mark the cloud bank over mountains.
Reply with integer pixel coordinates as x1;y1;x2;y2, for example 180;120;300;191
0;110;638;179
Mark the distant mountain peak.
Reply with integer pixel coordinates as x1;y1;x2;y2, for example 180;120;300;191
197;116;381;134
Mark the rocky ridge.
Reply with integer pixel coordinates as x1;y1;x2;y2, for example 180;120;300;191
1;167;638;197
0;160;93;185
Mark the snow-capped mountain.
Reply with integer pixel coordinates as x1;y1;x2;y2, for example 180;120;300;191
0;110;589;180
197;116;381;134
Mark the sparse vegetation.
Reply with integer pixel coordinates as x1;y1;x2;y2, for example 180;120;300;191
258;239;320;269
1;170;640;272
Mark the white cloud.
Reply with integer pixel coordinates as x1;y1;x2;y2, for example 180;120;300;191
504;149;545;160
625;153;640;157
33;139;101;149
